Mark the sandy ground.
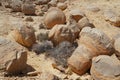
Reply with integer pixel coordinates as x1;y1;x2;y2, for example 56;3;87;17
0;0;120;79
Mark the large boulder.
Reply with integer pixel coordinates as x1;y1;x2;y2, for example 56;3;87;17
68;27;114;75
91;55;120;80
44;7;66;29
0;37;27;74
79;27;114;56
11;25;36;48
68;44;91;75
48;24;75;45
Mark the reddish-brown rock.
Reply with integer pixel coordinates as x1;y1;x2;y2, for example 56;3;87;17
44;7;66;29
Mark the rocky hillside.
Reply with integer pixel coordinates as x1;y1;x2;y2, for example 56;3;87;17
0;0;120;80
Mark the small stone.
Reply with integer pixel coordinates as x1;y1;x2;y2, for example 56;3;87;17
104;10;120;27
57;2;67;10
27;71;41;76
70;9;85;22
24;16;34;22
22;3;36;15
86;5;100;12
48;0;58;7
77;17;93;30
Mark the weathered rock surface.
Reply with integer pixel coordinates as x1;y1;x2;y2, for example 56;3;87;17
67;16;80;39
0;36;27;74
114;37;120;59
91;55;120;80
22;3;35;15
68;27;114;75
48;24;75;45
57;2;67;10
70;9;85;22
44;7;66;29
104;10;120;27
11;25;36;47
68;44;91;75
79;27;114;56
77;17;94;30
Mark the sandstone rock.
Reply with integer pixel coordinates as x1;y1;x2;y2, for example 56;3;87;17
114;37;120;58
48;0;58;7
11;0;22;12
68;44;92;75
86;5;100;12
44;7;66;29
77;17;93;30
48;24;75;45
22;3;35;15
35;29;49;42
70;9;85;22
41;5;49;12
79;27;114;56
57;2;67;10
11;25;36;47
91;55;120;80
24;16;34;22
68;27;114;75
0;37;27;74
46;41;76;67
104;10;120;27
67;16;80;39
32;41;53;54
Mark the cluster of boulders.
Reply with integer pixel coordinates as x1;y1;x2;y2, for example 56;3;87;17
0;0;120;80
0;0;68;15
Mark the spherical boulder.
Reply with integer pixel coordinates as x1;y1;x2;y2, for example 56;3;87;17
44;7;66;29
11;25;36;47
